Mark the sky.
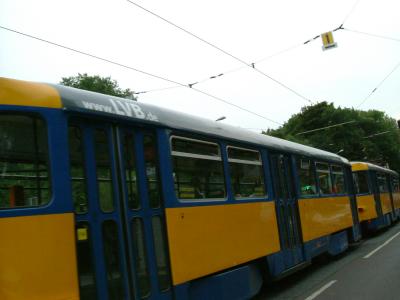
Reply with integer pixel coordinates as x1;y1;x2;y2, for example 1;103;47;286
1;0;399;132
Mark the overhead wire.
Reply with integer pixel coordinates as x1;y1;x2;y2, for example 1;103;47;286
133;84;181;95
342;0;362;25
338;0;400;110
125;0;312;104
357;59;400;108
362;130;391;139
0;25;282;125
0;26;183;86
295;121;357;136
127;0;397;127
136;36;316;94
6;1;394;126
342;28;400;43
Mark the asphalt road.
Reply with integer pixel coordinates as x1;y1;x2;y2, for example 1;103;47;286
256;221;400;300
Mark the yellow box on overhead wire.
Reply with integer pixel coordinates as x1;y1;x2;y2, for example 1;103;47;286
321;31;337;51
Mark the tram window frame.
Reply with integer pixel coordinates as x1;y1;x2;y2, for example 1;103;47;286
102;220;124;300
0;113;52;210
143;134;162;209
170;135;226;202
132;217;152;298
377;172;389;193
296;157;318;197
331;164;346;195
227;145;267;200
151;216;171;292
353;171;370;195
122;131;140;210
68;125;89;214
94;128;115;213
75;222;97;299
315;161;334;195
393;177;400;193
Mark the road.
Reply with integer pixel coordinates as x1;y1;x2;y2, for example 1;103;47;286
256;221;400;300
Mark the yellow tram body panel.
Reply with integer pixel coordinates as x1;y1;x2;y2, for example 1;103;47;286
0;77;61;108
350;162;369;172
380;192;392;214
392;192;400;210
165;201;280;285
298;196;353;242
356;194;378;222
0;213;79;300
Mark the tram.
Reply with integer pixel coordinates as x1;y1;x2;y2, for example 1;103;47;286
0;77;361;300
351;161;400;232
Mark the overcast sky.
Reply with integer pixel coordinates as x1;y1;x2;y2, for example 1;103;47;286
1;0;399;131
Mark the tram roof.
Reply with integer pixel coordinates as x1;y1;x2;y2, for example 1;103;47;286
351;162;398;176
0;77;348;164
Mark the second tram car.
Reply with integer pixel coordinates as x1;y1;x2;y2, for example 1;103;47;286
351;161;400;232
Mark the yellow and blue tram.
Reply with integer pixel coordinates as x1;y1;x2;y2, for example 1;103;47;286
351;161;400;232
0;77;361;300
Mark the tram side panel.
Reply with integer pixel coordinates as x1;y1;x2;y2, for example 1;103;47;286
0;214;79;300
357;194;378;222
392;176;400;217
162;134;281;299
295;159;356;259
351;163;397;232
0;106;79;300
165;202;280;284
298;196;354;242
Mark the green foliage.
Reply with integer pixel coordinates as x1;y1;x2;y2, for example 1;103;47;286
265;102;400;173
60;73;137;100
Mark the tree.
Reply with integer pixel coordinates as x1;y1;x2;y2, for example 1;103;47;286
60;73;137;100
265;102;400;173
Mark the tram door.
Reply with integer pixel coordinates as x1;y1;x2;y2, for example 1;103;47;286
270;153;304;269
370;172;383;218
69;120;172;300
387;175;396;221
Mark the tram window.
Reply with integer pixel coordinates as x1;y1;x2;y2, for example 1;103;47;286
227;146;266;199
151;216;171;291
68;126;88;213
353;171;370;194
316;162;333;194
0;114;51;209
171;137;225;200
393;178;400;193
132;218;151;298
144;134;161;209
331;165;346;194
122;132;139;210
297;158;317;196
102;220;124;300
94;129;115;212
377;173;389;193
76;223;97;299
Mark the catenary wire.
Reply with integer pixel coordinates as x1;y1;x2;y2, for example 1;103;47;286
125;0;312;104
295;121;357;136
134;84;181;95
342;0;362;25
137;35;316;94
0;25;282;125
357;60;400;108
0;26;183;86
342;28;400;43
